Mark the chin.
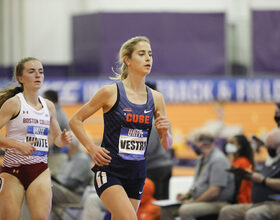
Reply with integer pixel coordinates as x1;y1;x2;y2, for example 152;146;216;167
34;85;42;89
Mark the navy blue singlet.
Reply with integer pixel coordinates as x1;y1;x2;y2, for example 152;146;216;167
92;81;155;179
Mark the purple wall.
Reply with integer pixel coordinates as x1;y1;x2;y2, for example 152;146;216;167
72;14;101;76
72;12;225;77
0;65;69;79
0;67;13;78
253;10;280;74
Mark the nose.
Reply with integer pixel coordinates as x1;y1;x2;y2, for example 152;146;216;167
145;54;151;62
35;70;41;77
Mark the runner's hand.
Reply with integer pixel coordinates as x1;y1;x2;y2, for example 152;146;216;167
88;145;111;167
61;129;73;145
17;140;37;156
155;112;170;135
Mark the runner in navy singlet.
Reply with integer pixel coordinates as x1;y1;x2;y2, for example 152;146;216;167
70;36;172;220
0;57;72;220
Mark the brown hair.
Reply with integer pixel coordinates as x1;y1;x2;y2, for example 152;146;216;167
0;57;38;108
111;36;150;81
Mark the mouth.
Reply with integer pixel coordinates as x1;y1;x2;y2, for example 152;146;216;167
144;64;151;68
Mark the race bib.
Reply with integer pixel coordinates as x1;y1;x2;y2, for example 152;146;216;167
118;127;148;161
26;126;49;156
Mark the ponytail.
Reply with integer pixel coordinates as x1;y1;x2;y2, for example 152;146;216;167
0;86;23;108
0;57;37;108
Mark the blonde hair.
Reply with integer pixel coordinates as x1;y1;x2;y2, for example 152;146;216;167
0;57;39;108
111;36;150;81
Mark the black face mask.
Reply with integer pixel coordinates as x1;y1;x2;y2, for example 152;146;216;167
192;144;201;155
274;115;280;127
268;148;277;158
189;142;201;155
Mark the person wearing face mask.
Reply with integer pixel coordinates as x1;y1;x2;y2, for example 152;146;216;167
218;128;280;220
187;140;201;156
161;133;234;220
225;135;254;204
274;103;280;128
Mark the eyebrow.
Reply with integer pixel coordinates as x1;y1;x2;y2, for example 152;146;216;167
28;68;43;71
137;50;152;53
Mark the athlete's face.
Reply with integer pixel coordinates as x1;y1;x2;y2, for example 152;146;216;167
18;60;44;90
126;41;153;75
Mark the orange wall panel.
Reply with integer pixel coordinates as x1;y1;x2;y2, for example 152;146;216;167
62;102;275;161
63;102;276;141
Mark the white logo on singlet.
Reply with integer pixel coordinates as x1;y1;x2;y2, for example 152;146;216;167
144;109;152;114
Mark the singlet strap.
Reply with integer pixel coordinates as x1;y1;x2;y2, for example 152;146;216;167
104;82;120;115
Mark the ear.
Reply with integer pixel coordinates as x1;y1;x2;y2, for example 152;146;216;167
17;76;23;84
123;56;130;66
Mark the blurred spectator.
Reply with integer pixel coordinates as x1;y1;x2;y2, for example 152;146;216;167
51;135;92;220
218;128;280;220
146;81;173;200
161;133;234;220
274;102;280;128
187;101;243;154
250;102;280;154
146;126;173;200
43;89;69;175
82;190;107;220
225;135;254;203
137;178;161;220
43;89;70;153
